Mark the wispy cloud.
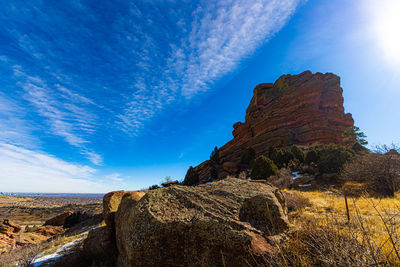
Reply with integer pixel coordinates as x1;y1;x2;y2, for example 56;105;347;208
0;143;109;192
12;66;103;165
0;92;37;148
106;173;124;182
0;0;301;167
118;0;301;134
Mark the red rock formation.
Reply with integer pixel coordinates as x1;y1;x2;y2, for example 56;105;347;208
195;71;354;177
44;211;73;226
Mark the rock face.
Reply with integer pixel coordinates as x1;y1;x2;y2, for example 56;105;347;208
201;71;354;170
115;178;288;267
44;211;73;226
103;190;146;228
83;226;118;266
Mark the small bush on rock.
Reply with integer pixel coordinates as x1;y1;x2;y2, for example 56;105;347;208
250;156;278;180
148;184;160;190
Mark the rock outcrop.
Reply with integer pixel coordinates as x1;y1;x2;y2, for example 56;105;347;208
103;191;146;229
195;71;354;179
43;211;73;226
0;219;21;235
115;178;288;266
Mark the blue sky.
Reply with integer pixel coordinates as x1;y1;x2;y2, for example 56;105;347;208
0;0;399;193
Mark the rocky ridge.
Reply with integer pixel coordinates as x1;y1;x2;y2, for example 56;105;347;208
195;71;354;179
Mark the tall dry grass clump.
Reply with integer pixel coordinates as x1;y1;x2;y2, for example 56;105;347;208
248;191;400;266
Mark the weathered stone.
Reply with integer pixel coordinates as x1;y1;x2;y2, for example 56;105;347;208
195;71;354;179
161;180;179;187
36;226;63;236
44;211;73;226
115;178;288;267
103;190;145;228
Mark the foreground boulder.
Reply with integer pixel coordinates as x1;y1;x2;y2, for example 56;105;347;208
115;178;288;267
103;191;146;228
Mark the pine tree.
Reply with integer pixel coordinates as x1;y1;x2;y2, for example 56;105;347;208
182;166;200;186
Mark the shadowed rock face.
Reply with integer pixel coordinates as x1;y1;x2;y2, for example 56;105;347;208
195;71;354;178
115;178;288;267
44;211;73;226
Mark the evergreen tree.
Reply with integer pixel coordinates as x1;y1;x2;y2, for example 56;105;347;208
290;145;305;163
210;146;220;164
182;166;200;186
268;147;284;168
343;126;368;147
250;156;278;180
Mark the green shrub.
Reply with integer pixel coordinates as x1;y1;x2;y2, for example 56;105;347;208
182;166;200;186
268;147;297;168
240;147;256;165
305;149;318;165
317;144;354;174
148;184;160;190
250;156;278;180
282;150;296;165
268;147;285;168
290;145;305;163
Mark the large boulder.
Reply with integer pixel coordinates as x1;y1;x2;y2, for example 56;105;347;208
44;211;73;226
103;190;146;228
115;178;289;267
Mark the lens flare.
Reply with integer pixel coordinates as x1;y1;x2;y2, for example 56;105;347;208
368;0;400;65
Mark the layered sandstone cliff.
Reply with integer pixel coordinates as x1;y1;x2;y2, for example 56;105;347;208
195;71;354;178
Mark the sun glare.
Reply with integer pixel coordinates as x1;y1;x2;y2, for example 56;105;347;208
369;0;400;66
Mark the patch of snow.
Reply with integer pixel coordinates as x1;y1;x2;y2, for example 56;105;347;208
291;172;302;180
32;237;84;266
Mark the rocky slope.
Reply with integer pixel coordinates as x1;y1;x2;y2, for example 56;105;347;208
195;71;354;179
84;179;288;267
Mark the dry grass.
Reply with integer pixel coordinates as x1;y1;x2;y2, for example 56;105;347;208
250;190;400;266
